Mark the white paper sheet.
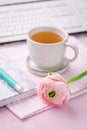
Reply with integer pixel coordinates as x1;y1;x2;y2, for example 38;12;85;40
7;37;87;119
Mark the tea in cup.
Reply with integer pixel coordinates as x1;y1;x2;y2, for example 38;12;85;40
27;26;78;72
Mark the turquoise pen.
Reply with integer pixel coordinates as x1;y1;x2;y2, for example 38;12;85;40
0;68;24;93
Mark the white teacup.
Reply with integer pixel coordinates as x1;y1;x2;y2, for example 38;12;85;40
27;26;78;71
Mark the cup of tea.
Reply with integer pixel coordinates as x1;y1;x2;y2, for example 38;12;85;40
27;26;78;72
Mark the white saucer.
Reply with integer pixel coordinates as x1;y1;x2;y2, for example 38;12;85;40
26;56;69;77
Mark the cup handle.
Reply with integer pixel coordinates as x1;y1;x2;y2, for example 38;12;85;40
64;43;79;64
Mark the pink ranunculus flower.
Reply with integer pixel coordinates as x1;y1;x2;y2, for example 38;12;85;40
38;74;70;107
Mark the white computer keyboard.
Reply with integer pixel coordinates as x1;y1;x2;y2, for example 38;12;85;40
0;0;87;43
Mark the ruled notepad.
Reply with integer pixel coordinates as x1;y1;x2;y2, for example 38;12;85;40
7;37;87;119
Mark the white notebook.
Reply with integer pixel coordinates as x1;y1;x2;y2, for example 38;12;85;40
0;43;38;107
6;37;87;119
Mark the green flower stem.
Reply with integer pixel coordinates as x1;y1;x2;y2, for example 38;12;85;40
67;70;87;84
